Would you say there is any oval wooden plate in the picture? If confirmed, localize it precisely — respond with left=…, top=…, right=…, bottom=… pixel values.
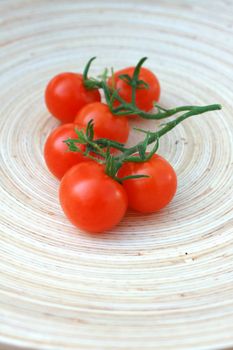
left=1, top=1, right=233, bottom=349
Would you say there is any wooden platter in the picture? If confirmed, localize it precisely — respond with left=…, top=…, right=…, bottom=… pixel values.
left=0, top=1, right=233, bottom=349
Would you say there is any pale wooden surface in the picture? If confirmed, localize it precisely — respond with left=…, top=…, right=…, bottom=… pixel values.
left=0, top=0, right=233, bottom=349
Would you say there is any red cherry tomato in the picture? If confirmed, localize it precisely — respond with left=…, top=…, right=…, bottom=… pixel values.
left=59, top=162, right=128, bottom=233
left=44, top=123, right=89, bottom=180
left=118, top=154, right=177, bottom=213
left=45, top=73, right=101, bottom=123
left=75, top=102, right=129, bottom=144
left=108, top=66, right=160, bottom=113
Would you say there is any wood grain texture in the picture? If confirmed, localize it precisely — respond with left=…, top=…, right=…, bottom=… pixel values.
left=0, top=0, right=233, bottom=349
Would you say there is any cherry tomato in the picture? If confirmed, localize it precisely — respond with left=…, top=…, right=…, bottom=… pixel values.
left=59, top=162, right=128, bottom=233
left=44, top=123, right=89, bottom=180
left=118, top=154, right=177, bottom=213
left=45, top=73, right=101, bottom=123
left=75, top=102, right=129, bottom=144
left=108, top=66, right=160, bottom=112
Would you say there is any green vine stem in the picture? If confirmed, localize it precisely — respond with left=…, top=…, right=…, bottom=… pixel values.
left=83, top=57, right=221, bottom=121
left=65, top=103, right=221, bottom=180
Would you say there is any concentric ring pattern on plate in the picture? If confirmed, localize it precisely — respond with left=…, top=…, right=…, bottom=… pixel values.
left=0, top=1, right=233, bottom=349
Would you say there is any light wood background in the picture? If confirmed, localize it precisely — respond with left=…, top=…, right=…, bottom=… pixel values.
left=0, top=0, right=233, bottom=349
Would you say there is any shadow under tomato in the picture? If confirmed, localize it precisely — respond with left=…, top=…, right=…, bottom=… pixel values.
left=79, top=205, right=172, bottom=239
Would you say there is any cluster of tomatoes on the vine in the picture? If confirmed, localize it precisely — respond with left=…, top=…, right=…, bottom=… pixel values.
left=43, top=58, right=220, bottom=233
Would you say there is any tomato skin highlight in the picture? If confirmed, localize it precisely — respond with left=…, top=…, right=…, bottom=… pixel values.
left=45, top=73, right=101, bottom=123
left=108, top=66, right=160, bottom=113
left=59, top=162, right=128, bottom=233
left=44, top=123, right=89, bottom=180
left=118, top=154, right=177, bottom=213
left=75, top=102, right=129, bottom=144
